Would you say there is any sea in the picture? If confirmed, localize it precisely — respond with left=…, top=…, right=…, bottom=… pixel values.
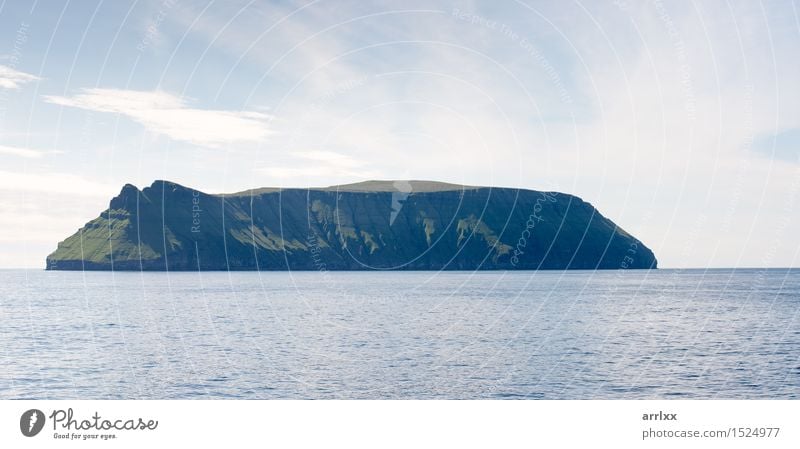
left=1, top=269, right=798, bottom=399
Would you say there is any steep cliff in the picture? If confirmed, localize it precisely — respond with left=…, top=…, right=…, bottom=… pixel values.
left=46, top=180, right=657, bottom=271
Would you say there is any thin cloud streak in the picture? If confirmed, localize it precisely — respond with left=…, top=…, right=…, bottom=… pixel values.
left=43, top=88, right=273, bottom=147
left=0, top=65, right=39, bottom=89
left=256, top=150, right=381, bottom=180
left=0, top=145, right=50, bottom=158
left=0, top=171, right=116, bottom=197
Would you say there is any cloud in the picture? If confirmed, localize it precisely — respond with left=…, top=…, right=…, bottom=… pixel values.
left=0, top=145, right=48, bottom=158
left=753, top=128, right=800, bottom=163
left=43, top=88, right=273, bottom=146
left=0, top=65, right=39, bottom=89
left=256, top=150, right=381, bottom=180
left=293, top=150, right=365, bottom=168
left=0, top=170, right=116, bottom=197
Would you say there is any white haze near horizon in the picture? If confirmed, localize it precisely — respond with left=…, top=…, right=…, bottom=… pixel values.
left=0, top=0, right=799, bottom=269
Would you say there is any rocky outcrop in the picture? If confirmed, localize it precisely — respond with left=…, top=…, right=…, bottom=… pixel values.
left=46, top=180, right=657, bottom=271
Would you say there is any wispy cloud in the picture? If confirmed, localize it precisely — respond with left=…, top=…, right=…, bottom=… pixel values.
left=0, top=65, right=39, bottom=89
left=256, top=150, right=380, bottom=180
left=0, top=171, right=116, bottom=197
left=0, top=145, right=61, bottom=159
left=293, top=150, right=365, bottom=168
left=43, top=88, right=273, bottom=146
left=753, top=128, right=800, bottom=163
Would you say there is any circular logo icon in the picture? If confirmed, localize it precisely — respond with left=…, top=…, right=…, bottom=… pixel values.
left=20, top=409, right=45, bottom=437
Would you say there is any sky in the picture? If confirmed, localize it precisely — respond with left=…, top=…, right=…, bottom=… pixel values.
left=0, top=0, right=798, bottom=269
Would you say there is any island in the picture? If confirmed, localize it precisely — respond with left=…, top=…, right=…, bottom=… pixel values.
left=46, top=180, right=657, bottom=271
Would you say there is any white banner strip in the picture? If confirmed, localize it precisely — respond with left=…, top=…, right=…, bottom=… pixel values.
left=1, top=400, right=797, bottom=448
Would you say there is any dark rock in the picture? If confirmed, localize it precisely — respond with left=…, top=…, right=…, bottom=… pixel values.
left=46, top=180, right=657, bottom=271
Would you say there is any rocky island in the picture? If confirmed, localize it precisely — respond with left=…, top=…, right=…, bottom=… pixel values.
left=46, top=180, right=657, bottom=271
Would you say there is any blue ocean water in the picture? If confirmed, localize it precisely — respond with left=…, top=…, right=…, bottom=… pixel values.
left=1, top=269, right=798, bottom=399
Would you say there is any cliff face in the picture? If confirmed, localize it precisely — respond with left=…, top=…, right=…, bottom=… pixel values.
left=45, top=180, right=657, bottom=271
